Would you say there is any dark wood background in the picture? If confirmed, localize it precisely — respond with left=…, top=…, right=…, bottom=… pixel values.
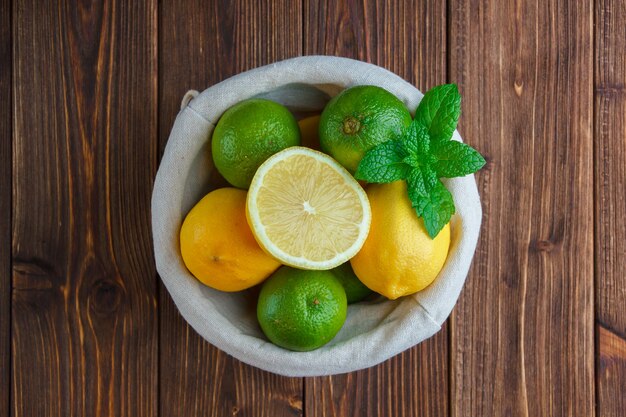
left=1, top=0, right=624, bottom=416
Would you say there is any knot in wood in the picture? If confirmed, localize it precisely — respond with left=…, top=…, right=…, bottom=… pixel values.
left=531, top=239, right=555, bottom=253
left=89, top=278, right=124, bottom=316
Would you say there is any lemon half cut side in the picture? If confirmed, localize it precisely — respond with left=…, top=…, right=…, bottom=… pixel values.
left=246, top=147, right=371, bottom=270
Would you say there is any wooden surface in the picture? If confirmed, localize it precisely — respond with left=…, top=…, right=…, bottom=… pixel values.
left=595, top=1, right=626, bottom=416
left=450, top=1, right=594, bottom=416
left=2, top=0, right=624, bottom=416
left=449, top=0, right=595, bottom=416
left=12, top=0, right=157, bottom=415
left=1, top=0, right=11, bottom=415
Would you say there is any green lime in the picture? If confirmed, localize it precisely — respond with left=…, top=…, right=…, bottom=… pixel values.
left=319, top=85, right=412, bottom=173
left=330, top=262, right=373, bottom=304
left=257, top=266, right=347, bottom=351
left=212, top=99, right=301, bottom=189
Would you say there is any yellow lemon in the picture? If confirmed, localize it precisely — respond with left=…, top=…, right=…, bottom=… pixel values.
left=180, top=188, right=281, bottom=291
left=246, top=147, right=371, bottom=270
left=350, top=181, right=450, bottom=299
left=298, top=115, right=321, bottom=150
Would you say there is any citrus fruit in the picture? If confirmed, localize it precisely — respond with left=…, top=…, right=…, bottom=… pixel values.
left=180, top=188, right=281, bottom=291
left=257, top=266, right=347, bottom=351
left=298, top=115, right=321, bottom=150
left=246, top=146, right=371, bottom=270
left=330, top=262, right=373, bottom=304
left=212, top=99, right=300, bottom=189
left=350, top=181, right=450, bottom=299
left=319, top=85, right=412, bottom=173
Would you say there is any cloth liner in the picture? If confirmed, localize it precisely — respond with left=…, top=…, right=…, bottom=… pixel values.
left=152, top=56, right=482, bottom=377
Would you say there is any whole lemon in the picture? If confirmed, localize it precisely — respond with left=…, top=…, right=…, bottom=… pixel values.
left=180, top=188, right=281, bottom=291
left=350, top=181, right=450, bottom=300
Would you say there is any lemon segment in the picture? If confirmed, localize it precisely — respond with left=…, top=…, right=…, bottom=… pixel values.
left=246, top=147, right=371, bottom=270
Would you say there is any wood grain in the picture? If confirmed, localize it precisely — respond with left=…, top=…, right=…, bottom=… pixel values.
left=12, top=0, right=158, bottom=415
left=158, top=1, right=303, bottom=416
left=306, top=345, right=449, bottom=417
left=6, top=0, right=623, bottom=416
left=0, top=0, right=11, bottom=414
left=595, top=1, right=626, bottom=415
left=304, top=0, right=446, bottom=88
left=303, top=1, right=449, bottom=416
left=449, top=0, right=595, bottom=415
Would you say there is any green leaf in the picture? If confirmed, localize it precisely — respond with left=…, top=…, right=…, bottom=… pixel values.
left=355, top=140, right=410, bottom=183
left=414, top=84, right=461, bottom=142
left=431, top=140, right=486, bottom=178
left=407, top=175, right=455, bottom=238
left=403, top=120, right=431, bottom=156
left=406, top=169, right=427, bottom=199
left=406, top=165, right=438, bottom=200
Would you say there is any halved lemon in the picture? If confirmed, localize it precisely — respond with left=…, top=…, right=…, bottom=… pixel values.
left=246, top=147, right=371, bottom=270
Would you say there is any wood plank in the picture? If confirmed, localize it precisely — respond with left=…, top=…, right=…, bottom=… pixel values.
left=158, top=1, right=303, bottom=416
left=449, top=0, right=594, bottom=415
left=12, top=0, right=158, bottom=415
left=303, top=2, right=448, bottom=416
left=595, top=1, right=626, bottom=416
left=0, top=0, right=11, bottom=414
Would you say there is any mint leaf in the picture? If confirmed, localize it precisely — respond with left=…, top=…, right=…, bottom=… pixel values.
left=406, top=168, right=427, bottom=198
left=355, top=140, right=409, bottom=183
left=407, top=177, right=456, bottom=238
left=414, top=84, right=461, bottom=142
left=402, top=121, right=437, bottom=169
left=404, top=121, right=431, bottom=156
left=431, top=140, right=486, bottom=178
left=406, top=165, right=438, bottom=199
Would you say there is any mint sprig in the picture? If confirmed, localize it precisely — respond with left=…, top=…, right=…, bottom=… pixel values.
left=354, top=84, right=485, bottom=238
left=355, top=140, right=410, bottom=183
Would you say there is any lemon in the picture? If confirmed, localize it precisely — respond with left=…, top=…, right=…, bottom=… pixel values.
left=257, top=266, right=347, bottom=351
left=246, top=146, right=371, bottom=270
left=298, top=115, right=321, bottom=150
left=350, top=181, right=450, bottom=299
left=180, top=188, right=281, bottom=291
left=212, top=99, right=301, bottom=189
left=319, top=85, right=412, bottom=173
